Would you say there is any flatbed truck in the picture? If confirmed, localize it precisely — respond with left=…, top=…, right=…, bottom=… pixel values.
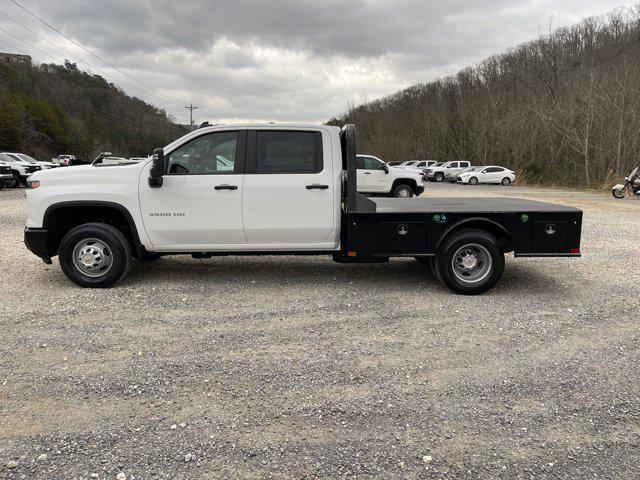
left=24, top=124, right=582, bottom=294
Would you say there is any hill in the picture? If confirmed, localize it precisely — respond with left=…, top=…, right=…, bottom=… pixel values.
left=0, top=59, right=187, bottom=160
left=329, top=7, right=640, bottom=188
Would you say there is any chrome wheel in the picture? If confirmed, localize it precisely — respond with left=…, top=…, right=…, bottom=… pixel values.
left=397, top=187, right=411, bottom=198
left=72, top=238, right=113, bottom=277
left=451, top=243, right=492, bottom=284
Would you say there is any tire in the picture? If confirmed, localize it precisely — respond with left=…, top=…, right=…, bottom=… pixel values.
left=434, top=172, right=444, bottom=182
left=435, top=229, right=504, bottom=295
left=59, top=222, right=132, bottom=288
left=501, top=177, right=512, bottom=186
left=19, top=176, right=29, bottom=187
left=8, top=174, right=20, bottom=188
left=392, top=184, right=414, bottom=198
left=612, top=188, right=625, bottom=199
left=468, top=177, right=478, bottom=185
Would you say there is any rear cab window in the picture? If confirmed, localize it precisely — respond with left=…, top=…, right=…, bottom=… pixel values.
left=246, top=130, right=323, bottom=174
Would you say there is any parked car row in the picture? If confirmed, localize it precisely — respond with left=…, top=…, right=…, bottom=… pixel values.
left=0, top=152, right=59, bottom=188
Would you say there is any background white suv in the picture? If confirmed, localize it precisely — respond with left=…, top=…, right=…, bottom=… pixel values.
left=0, top=152, right=42, bottom=186
left=356, top=154, right=425, bottom=197
left=425, top=161, right=471, bottom=182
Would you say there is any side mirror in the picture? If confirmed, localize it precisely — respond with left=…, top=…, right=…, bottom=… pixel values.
left=382, top=164, right=389, bottom=174
left=149, top=148, right=165, bottom=188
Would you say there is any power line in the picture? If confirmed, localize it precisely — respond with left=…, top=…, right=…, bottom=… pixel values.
left=0, top=25, right=61, bottom=63
left=7, top=0, right=207, bottom=112
left=185, top=104, right=198, bottom=130
left=4, top=0, right=214, bottom=122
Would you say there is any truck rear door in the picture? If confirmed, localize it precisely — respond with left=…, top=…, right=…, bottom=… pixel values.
left=241, top=129, right=335, bottom=245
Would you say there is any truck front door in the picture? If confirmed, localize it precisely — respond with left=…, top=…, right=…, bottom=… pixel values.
left=139, top=130, right=247, bottom=248
left=356, top=156, right=389, bottom=192
left=241, top=129, right=336, bottom=245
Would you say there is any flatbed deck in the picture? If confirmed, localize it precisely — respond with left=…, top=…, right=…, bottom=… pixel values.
left=371, top=197, right=582, bottom=214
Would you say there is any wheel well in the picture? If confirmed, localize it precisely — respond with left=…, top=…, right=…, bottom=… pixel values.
left=45, top=204, right=139, bottom=257
left=437, top=220, right=514, bottom=253
left=392, top=178, right=417, bottom=192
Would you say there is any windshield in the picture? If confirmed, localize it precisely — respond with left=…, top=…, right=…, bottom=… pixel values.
left=0, top=153, right=17, bottom=162
left=15, top=153, right=38, bottom=163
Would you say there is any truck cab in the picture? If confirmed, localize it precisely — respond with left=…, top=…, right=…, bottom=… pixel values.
left=24, top=124, right=582, bottom=294
left=426, top=161, right=471, bottom=182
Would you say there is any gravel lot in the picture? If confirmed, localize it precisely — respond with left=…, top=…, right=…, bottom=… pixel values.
left=1, top=183, right=639, bottom=479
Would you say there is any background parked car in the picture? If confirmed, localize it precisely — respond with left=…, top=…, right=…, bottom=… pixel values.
left=52, top=154, right=76, bottom=166
left=425, top=161, right=472, bottom=182
left=356, top=154, right=425, bottom=197
left=5, top=153, right=59, bottom=170
left=446, top=166, right=482, bottom=182
left=0, top=161, right=14, bottom=188
left=457, top=166, right=516, bottom=185
left=0, top=152, right=41, bottom=186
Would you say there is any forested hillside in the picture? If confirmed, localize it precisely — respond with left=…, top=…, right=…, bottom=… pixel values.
left=0, top=60, right=186, bottom=160
left=330, top=7, right=640, bottom=188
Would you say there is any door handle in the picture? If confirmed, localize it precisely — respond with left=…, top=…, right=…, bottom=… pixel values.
left=364, top=172, right=372, bottom=175
left=306, top=184, right=329, bottom=190
left=214, top=184, right=238, bottom=190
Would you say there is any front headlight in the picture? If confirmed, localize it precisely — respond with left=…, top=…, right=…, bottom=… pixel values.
left=27, top=179, right=40, bottom=189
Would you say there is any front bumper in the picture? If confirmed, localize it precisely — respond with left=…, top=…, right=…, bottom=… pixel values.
left=24, top=227, right=51, bottom=262
left=0, top=173, right=12, bottom=184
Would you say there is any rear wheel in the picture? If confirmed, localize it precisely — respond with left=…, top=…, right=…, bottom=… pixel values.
left=59, top=223, right=132, bottom=288
left=434, top=172, right=444, bottom=182
left=392, top=184, right=414, bottom=198
left=501, top=177, right=512, bottom=186
left=468, top=177, right=478, bottom=185
left=435, top=229, right=504, bottom=295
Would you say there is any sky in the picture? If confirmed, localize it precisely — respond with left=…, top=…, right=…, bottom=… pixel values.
left=0, top=0, right=637, bottom=125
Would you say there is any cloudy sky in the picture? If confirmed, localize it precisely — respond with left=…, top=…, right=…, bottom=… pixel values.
left=0, top=0, right=637, bottom=124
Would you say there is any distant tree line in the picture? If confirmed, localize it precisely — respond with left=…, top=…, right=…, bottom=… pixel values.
left=0, top=60, right=187, bottom=161
left=329, top=6, right=640, bottom=188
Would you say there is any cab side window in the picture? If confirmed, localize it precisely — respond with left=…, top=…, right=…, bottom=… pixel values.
left=256, top=131, right=321, bottom=174
left=364, top=157, right=385, bottom=170
left=167, top=131, right=238, bottom=175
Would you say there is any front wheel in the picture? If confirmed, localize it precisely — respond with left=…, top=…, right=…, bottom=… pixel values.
left=59, top=223, right=132, bottom=288
left=612, top=188, right=625, bottom=199
left=468, top=177, right=478, bottom=185
left=435, top=229, right=505, bottom=295
left=434, top=173, right=444, bottom=182
left=392, top=184, right=414, bottom=198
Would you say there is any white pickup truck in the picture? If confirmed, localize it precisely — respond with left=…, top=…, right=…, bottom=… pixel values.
left=24, top=124, right=583, bottom=294
left=356, top=154, right=424, bottom=198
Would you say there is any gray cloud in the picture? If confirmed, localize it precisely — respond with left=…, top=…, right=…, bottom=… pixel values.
left=0, top=0, right=637, bottom=124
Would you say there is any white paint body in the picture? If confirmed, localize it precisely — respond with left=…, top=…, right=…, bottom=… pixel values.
left=425, top=161, right=472, bottom=181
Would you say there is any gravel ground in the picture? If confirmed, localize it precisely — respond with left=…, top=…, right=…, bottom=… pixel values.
left=1, top=183, right=639, bottom=479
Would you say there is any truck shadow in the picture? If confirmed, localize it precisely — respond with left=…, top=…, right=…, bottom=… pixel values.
left=122, top=255, right=562, bottom=296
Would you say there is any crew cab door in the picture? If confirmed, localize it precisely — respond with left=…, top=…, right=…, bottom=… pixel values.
left=139, top=129, right=247, bottom=248
left=356, top=156, right=389, bottom=192
left=242, top=129, right=335, bottom=245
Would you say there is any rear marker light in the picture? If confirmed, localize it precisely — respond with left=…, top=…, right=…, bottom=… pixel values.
left=348, top=251, right=357, bottom=257
left=570, top=248, right=580, bottom=254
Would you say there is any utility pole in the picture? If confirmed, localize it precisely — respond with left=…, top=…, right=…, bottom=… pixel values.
left=185, top=104, right=198, bottom=131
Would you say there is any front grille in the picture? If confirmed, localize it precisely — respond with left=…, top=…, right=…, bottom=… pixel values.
left=0, top=166, right=10, bottom=174
left=25, top=166, right=41, bottom=173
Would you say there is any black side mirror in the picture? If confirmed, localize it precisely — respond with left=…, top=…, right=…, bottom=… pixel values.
left=149, top=148, right=165, bottom=188
left=382, top=164, right=389, bottom=174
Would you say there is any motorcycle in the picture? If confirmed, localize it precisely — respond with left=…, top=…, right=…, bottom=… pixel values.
left=612, top=166, right=640, bottom=199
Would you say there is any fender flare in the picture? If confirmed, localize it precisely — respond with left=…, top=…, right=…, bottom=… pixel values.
left=435, top=217, right=511, bottom=252
left=43, top=200, right=145, bottom=255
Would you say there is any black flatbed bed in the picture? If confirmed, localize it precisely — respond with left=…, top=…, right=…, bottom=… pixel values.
left=371, top=197, right=581, bottom=214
